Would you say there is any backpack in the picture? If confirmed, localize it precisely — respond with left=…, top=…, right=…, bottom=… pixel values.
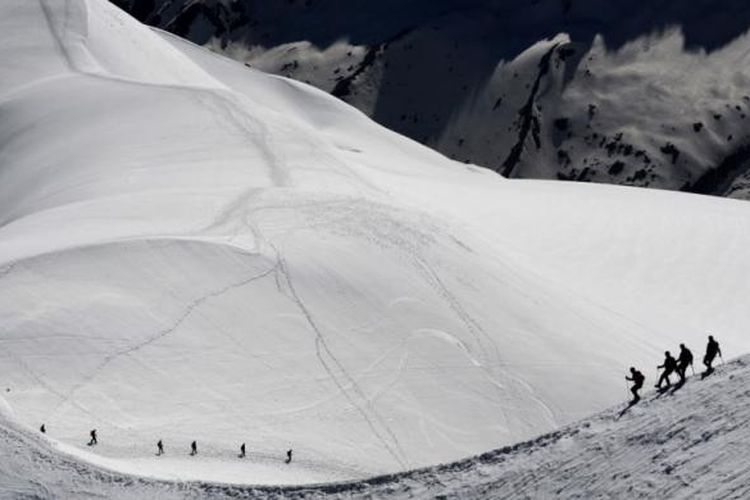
left=665, top=357, right=677, bottom=371
left=683, top=349, right=693, bottom=364
left=707, top=340, right=719, bottom=357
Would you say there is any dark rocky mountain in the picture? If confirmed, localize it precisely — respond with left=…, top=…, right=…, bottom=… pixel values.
left=113, top=0, right=750, bottom=198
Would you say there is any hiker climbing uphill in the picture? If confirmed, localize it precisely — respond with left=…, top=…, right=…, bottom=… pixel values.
left=656, top=351, right=677, bottom=389
left=190, top=440, right=197, bottom=456
left=88, top=429, right=97, bottom=446
left=626, top=367, right=645, bottom=403
left=157, top=440, right=164, bottom=456
left=703, top=335, right=722, bottom=376
left=677, top=343, right=693, bottom=383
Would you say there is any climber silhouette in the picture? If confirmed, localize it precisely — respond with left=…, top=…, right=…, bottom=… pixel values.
left=625, top=367, right=645, bottom=403
left=239, top=443, right=246, bottom=458
left=655, top=351, right=677, bottom=389
left=88, top=429, right=97, bottom=446
left=677, top=343, right=693, bottom=383
left=703, top=335, right=722, bottom=376
left=285, top=449, right=293, bottom=464
left=190, top=440, right=197, bottom=456
left=157, top=440, right=164, bottom=456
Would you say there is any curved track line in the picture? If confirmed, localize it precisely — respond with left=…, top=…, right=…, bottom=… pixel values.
left=48, top=262, right=278, bottom=420
left=275, top=252, right=409, bottom=469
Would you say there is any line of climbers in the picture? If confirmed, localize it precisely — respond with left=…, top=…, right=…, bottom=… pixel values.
left=33, top=336, right=725, bottom=454
left=626, top=335, right=722, bottom=403
left=37, top=425, right=294, bottom=463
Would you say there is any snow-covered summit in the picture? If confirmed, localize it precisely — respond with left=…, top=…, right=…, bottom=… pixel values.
left=2, top=0, right=750, bottom=486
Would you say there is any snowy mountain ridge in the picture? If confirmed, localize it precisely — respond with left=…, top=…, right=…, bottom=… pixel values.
left=2, top=0, right=750, bottom=489
left=2, top=356, right=749, bottom=498
left=112, top=0, right=750, bottom=199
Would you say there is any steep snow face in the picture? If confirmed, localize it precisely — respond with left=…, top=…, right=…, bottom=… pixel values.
left=113, top=0, right=750, bottom=199
left=2, top=0, right=750, bottom=486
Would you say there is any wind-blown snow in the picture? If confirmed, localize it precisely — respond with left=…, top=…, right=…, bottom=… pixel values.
left=1, top=0, right=750, bottom=487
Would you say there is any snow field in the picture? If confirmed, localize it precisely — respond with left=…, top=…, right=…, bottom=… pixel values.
left=1, top=0, right=750, bottom=486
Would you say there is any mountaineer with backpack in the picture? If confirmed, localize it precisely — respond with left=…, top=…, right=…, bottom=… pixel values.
left=626, top=367, right=645, bottom=403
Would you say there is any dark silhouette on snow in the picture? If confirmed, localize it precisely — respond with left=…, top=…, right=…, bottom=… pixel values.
left=156, top=440, right=164, bottom=456
left=655, top=351, right=677, bottom=389
left=677, top=343, right=694, bottom=382
left=239, top=443, right=246, bottom=458
left=88, top=429, right=97, bottom=446
left=39, top=424, right=45, bottom=434
left=285, top=449, right=293, bottom=464
left=625, top=367, right=645, bottom=403
left=703, top=335, right=722, bottom=376
left=190, top=441, right=197, bottom=456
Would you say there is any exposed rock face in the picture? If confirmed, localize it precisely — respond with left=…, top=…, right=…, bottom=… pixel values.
left=113, top=0, right=750, bottom=198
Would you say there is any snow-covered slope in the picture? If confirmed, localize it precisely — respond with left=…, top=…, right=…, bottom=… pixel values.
left=112, top=0, right=750, bottom=199
left=310, top=356, right=750, bottom=498
left=2, top=0, right=750, bottom=486
left=2, top=357, right=749, bottom=498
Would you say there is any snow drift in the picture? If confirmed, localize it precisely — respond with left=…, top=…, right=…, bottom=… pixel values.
left=1, top=0, right=750, bottom=485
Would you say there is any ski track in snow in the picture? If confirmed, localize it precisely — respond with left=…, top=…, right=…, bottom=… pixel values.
left=205, top=196, right=415, bottom=469
left=275, top=251, right=410, bottom=470
left=194, top=90, right=291, bottom=188
left=410, top=257, right=521, bottom=428
left=221, top=198, right=414, bottom=470
left=48, top=259, right=279, bottom=421
left=38, top=0, right=292, bottom=191
left=3, top=349, right=106, bottom=425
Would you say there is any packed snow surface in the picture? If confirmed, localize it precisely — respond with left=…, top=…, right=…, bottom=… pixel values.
left=2, top=0, right=750, bottom=487
left=2, top=357, right=749, bottom=498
